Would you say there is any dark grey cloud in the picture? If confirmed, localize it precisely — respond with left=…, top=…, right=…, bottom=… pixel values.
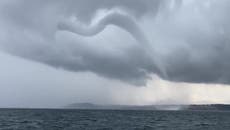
left=159, top=0, right=230, bottom=84
left=0, top=0, right=230, bottom=85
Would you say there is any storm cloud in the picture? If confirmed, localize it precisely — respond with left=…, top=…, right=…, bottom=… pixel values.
left=0, top=0, right=230, bottom=85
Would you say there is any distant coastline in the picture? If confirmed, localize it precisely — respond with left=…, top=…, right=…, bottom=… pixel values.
left=1, top=103, right=230, bottom=111
left=64, top=103, right=230, bottom=111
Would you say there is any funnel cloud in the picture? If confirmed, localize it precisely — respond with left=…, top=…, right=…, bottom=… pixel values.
left=58, top=9, right=148, bottom=45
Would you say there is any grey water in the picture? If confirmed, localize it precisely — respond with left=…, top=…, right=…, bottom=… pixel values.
left=0, top=109, right=230, bottom=130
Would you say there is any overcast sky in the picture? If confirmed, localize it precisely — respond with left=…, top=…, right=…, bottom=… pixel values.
left=0, top=0, right=230, bottom=108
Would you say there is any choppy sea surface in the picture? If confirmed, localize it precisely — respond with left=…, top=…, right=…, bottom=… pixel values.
left=0, top=109, right=230, bottom=130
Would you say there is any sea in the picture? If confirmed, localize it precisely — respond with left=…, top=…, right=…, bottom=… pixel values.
left=0, top=109, right=230, bottom=130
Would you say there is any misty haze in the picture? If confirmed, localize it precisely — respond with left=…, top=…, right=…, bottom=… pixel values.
left=1, top=0, right=230, bottom=129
